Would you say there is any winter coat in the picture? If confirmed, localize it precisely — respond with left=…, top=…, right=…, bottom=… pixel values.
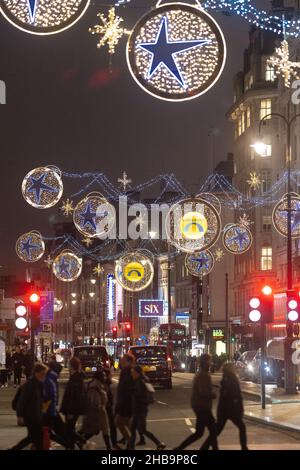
left=132, top=377, right=149, bottom=416
left=218, top=373, right=244, bottom=417
left=23, top=354, right=34, bottom=377
left=12, top=352, right=24, bottom=370
left=191, top=369, right=216, bottom=412
left=60, top=371, right=87, bottom=416
left=17, top=377, right=44, bottom=425
left=115, top=367, right=134, bottom=417
left=81, top=379, right=109, bottom=435
left=43, top=371, right=58, bottom=417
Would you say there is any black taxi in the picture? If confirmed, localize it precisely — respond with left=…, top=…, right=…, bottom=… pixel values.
left=129, top=345, right=172, bottom=389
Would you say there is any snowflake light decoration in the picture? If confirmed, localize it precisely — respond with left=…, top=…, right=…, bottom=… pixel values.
left=60, top=198, right=74, bottom=217
left=247, top=172, right=262, bottom=191
left=214, top=248, right=224, bottom=262
left=44, top=255, right=53, bottom=269
left=268, top=40, right=300, bottom=88
left=93, top=263, right=104, bottom=277
left=82, top=237, right=93, bottom=248
left=89, top=7, right=130, bottom=55
left=238, top=213, right=253, bottom=228
left=118, top=171, right=132, bottom=192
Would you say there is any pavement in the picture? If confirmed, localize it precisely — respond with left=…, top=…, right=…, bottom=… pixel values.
left=1, top=371, right=300, bottom=450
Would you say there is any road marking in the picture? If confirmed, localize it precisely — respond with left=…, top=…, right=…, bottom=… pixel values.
left=190, top=428, right=196, bottom=433
left=157, top=401, right=167, bottom=405
left=147, top=417, right=194, bottom=423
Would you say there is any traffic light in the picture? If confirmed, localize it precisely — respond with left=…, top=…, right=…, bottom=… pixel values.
left=286, top=290, right=299, bottom=323
left=15, top=302, right=28, bottom=331
left=125, top=322, right=131, bottom=333
left=112, top=326, right=118, bottom=340
left=27, top=291, right=41, bottom=330
left=248, top=285, right=274, bottom=324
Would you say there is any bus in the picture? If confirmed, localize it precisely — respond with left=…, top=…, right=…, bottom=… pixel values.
left=158, top=323, right=188, bottom=371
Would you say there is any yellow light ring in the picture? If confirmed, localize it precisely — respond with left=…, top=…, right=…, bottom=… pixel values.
left=115, top=252, right=154, bottom=292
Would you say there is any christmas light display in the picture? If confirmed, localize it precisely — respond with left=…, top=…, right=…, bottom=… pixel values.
left=126, top=2, right=226, bottom=101
left=166, top=196, right=221, bottom=253
left=73, top=193, right=116, bottom=239
left=118, top=171, right=132, bottom=191
left=93, top=263, right=104, bottom=277
left=16, top=230, right=45, bottom=263
left=272, top=193, right=300, bottom=239
left=115, top=251, right=154, bottom=292
left=214, top=247, right=224, bottom=262
left=0, top=0, right=90, bottom=35
left=247, top=172, right=263, bottom=191
left=60, top=198, right=74, bottom=217
left=223, top=223, right=252, bottom=254
left=268, top=39, right=300, bottom=88
left=89, top=7, right=130, bottom=55
left=185, top=249, right=214, bottom=276
left=52, top=250, right=82, bottom=282
left=22, top=166, right=63, bottom=209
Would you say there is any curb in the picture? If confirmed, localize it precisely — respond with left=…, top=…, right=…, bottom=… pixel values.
left=244, top=412, right=300, bottom=436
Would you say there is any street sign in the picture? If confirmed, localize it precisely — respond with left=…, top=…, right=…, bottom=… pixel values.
left=40, top=291, right=54, bottom=323
left=42, top=323, right=52, bottom=333
left=139, top=300, right=164, bottom=318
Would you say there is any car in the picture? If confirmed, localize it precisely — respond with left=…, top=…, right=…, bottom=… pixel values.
left=73, top=345, right=110, bottom=377
left=129, top=345, right=172, bottom=389
left=235, top=350, right=257, bottom=381
left=251, top=349, right=278, bottom=384
left=172, top=355, right=187, bottom=373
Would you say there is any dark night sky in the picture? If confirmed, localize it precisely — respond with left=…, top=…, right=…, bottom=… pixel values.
left=0, top=1, right=271, bottom=277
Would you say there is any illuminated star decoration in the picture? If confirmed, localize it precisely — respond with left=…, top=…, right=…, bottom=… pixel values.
left=93, top=263, right=104, bottom=277
left=238, top=213, right=253, bottom=228
left=191, top=253, right=210, bottom=272
left=27, top=0, right=38, bottom=23
left=60, top=199, right=74, bottom=217
left=118, top=171, right=132, bottom=191
left=138, top=16, right=211, bottom=88
left=268, top=40, right=300, bottom=88
left=247, top=172, right=262, bottom=190
left=58, top=257, right=71, bottom=277
left=80, top=202, right=97, bottom=230
left=214, top=248, right=224, bottom=262
left=20, top=237, right=39, bottom=258
left=227, top=227, right=250, bottom=251
left=44, top=255, right=53, bottom=268
left=82, top=237, right=93, bottom=248
left=89, top=7, right=130, bottom=55
left=28, top=174, right=58, bottom=204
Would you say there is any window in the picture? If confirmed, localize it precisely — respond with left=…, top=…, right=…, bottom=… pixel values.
left=266, top=65, right=276, bottom=82
left=246, top=107, right=251, bottom=128
left=260, top=99, right=272, bottom=120
left=261, top=170, right=272, bottom=193
left=238, top=112, right=246, bottom=136
left=262, top=215, right=272, bottom=231
left=261, top=247, right=272, bottom=271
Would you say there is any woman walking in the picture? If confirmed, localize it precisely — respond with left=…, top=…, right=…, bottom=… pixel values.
left=201, top=362, right=248, bottom=450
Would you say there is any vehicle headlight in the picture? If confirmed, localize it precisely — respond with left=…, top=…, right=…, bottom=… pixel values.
left=181, top=363, right=186, bottom=369
left=247, top=364, right=254, bottom=372
left=265, top=366, right=270, bottom=372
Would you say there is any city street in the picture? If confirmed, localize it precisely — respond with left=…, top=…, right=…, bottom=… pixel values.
left=1, top=372, right=300, bottom=451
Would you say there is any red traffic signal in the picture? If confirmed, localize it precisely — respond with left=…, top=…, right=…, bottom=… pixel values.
left=248, top=285, right=274, bottom=324
left=287, top=290, right=299, bottom=323
left=15, top=302, right=28, bottom=330
left=27, top=290, right=41, bottom=330
left=28, top=291, right=40, bottom=304
left=112, top=326, right=118, bottom=340
left=125, top=323, right=131, bottom=331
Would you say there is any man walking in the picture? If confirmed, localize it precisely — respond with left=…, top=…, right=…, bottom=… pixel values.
left=115, top=354, right=134, bottom=445
left=175, top=354, right=218, bottom=450
left=12, top=346, right=24, bottom=387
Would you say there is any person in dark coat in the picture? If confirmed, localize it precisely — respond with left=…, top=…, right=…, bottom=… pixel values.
left=175, top=354, right=218, bottom=450
left=12, top=347, right=24, bottom=387
left=127, top=366, right=165, bottom=451
left=49, top=355, right=63, bottom=377
left=201, top=363, right=248, bottom=450
left=60, top=357, right=87, bottom=450
left=43, top=369, right=68, bottom=449
left=114, top=354, right=134, bottom=444
left=102, top=367, right=120, bottom=449
left=23, top=350, right=35, bottom=381
left=12, top=363, right=48, bottom=450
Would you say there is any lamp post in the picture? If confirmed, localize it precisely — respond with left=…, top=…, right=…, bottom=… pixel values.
left=253, top=109, right=300, bottom=393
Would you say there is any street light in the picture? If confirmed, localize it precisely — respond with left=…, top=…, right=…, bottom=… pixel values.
left=253, top=109, right=300, bottom=394
left=89, top=292, right=95, bottom=298
left=90, top=279, right=96, bottom=285
left=251, top=141, right=269, bottom=157
left=71, top=293, right=77, bottom=298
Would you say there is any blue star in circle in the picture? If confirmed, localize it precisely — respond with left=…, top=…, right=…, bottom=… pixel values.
left=291, top=202, right=300, bottom=232
left=227, top=228, right=249, bottom=250
left=27, top=174, right=58, bottom=204
left=27, top=0, right=38, bottom=23
left=58, top=257, right=71, bottom=277
left=20, top=237, right=39, bottom=258
left=191, top=254, right=210, bottom=272
left=138, top=16, right=212, bottom=88
left=80, top=202, right=97, bottom=230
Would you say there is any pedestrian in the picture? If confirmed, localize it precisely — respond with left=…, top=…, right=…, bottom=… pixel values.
left=23, top=350, right=34, bottom=381
left=49, top=354, right=63, bottom=377
left=114, top=354, right=134, bottom=445
left=5, top=350, right=12, bottom=386
left=174, top=354, right=218, bottom=450
left=43, top=368, right=68, bottom=449
left=12, top=363, right=48, bottom=450
left=102, top=367, right=120, bottom=450
left=60, top=357, right=87, bottom=450
left=81, top=370, right=111, bottom=450
left=127, top=365, right=165, bottom=451
left=201, top=363, right=248, bottom=450
left=12, top=346, right=24, bottom=387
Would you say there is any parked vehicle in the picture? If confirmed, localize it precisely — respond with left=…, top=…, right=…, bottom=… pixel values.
left=73, top=346, right=110, bottom=377
left=251, top=348, right=278, bottom=384
left=235, top=350, right=257, bottom=381
left=129, top=345, right=172, bottom=389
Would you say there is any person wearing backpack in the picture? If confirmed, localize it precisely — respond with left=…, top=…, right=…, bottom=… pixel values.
left=127, top=365, right=166, bottom=451
left=60, top=357, right=87, bottom=450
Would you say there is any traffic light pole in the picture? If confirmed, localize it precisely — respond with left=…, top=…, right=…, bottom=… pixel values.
left=29, top=306, right=35, bottom=362
left=260, top=320, right=266, bottom=410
